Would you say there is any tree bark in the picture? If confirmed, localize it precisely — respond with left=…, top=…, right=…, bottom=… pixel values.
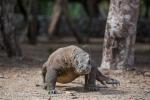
left=100, top=0, right=140, bottom=70
left=1, top=0, right=22, bottom=57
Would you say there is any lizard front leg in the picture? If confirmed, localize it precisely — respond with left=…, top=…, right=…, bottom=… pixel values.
left=42, top=65, right=47, bottom=89
left=45, top=67, right=57, bottom=94
left=84, top=66, right=99, bottom=91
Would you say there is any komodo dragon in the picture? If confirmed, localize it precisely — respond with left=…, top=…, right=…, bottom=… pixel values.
left=42, top=45, right=119, bottom=94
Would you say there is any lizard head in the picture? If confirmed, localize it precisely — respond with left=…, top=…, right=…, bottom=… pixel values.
left=73, top=49, right=91, bottom=75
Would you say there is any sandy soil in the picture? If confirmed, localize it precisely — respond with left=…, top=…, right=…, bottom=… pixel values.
left=0, top=42, right=150, bottom=100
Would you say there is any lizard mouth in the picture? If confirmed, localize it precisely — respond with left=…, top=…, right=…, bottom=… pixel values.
left=84, top=67, right=91, bottom=74
left=76, top=67, right=91, bottom=75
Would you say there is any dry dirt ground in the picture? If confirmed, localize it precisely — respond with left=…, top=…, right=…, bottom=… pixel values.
left=0, top=41, right=150, bottom=100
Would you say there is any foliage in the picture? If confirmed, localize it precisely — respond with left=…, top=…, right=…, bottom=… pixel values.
left=68, top=3, right=86, bottom=19
left=39, top=0, right=53, bottom=15
left=38, top=0, right=86, bottom=18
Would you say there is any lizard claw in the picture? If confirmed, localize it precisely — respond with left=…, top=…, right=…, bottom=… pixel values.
left=106, top=78, right=120, bottom=87
left=85, top=86, right=100, bottom=91
left=48, top=89, right=57, bottom=94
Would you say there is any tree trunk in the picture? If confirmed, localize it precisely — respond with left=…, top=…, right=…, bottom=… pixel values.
left=27, top=0, right=39, bottom=44
left=85, top=0, right=100, bottom=18
left=144, top=0, right=150, bottom=18
left=16, top=0, right=28, bottom=21
left=63, top=0, right=84, bottom=44
left=48, top=0, right=84, bottom=43
left=100, top=0, right=140, bottom=70
left=1, top=0, right=22, bottom=57
left=48, top=0, right=62, bottom=36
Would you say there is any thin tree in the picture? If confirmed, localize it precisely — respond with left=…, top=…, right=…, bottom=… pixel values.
left=100, top=0, right=140, bottom=70
left=27, top=0, right=39, bottom=44
left=48, top=0, right=84, bottom=43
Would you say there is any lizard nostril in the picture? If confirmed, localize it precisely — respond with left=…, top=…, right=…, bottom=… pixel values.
left=80, top=65, right=83, bottom=69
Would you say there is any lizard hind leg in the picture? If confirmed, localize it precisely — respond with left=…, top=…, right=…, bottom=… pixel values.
left=45, top=68, right=57, bottom=94
left=96, top=70, right=120, bottom=86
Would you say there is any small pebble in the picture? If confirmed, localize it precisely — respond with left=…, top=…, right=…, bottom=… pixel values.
left=65, top=91, right=71, bottom=94
left=0, top=73, right=4, bottom=78
left=65, top=91, right=76, bottom=96
left=144, top=72, right=150, bottom=77
left=144, top=89, right=150, bottom=93
left=72, top=97, right=78, bottom=99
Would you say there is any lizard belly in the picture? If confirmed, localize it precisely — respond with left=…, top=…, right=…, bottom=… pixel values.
left=57, top=72, right=78, bottom=84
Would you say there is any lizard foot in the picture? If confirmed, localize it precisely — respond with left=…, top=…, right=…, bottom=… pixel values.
left=105, top=78, right=120, bottom=87
left=48, top=89, right=57, bottom=94
left=84, top=85, right=107, bottom=91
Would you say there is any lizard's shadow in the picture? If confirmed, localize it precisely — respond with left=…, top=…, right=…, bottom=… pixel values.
left=65, top=86, right=128, bottom=95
